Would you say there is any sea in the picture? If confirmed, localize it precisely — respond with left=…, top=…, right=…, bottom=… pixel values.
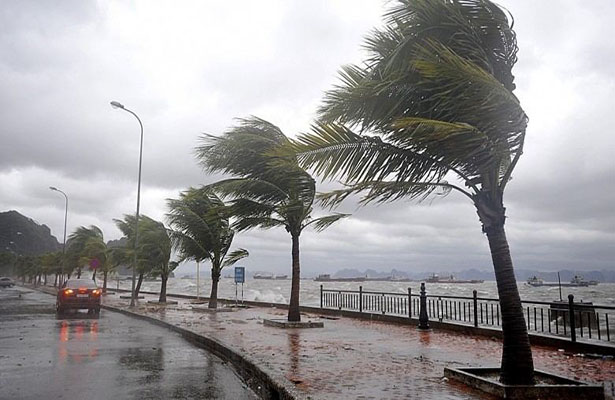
left=112, top=277, right=615, bottom=307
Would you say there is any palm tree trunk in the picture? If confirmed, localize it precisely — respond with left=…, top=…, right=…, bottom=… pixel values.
left=159, top=272, right=168, bottom=303
left=77, top=267, right=82, bottom=279
left=288, top=233, right=301, bottom=322
left=135, top=273, right=144, bottom=297
left=92, top=269, right=97, bottom=281
left=102, top=271, right=108, bottom=293
left=485, top=223, right=534, bottom=384
left=208, top=262, right=220, bottom=309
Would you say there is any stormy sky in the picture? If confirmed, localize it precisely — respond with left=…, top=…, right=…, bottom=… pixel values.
left=1, top=1, right=613, bottom=276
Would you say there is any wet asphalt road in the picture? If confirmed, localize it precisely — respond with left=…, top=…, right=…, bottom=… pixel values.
left=0, top=287, right=258, bottom=400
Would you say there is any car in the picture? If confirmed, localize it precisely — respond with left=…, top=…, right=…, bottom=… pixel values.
left=56, top=278, right=102, bottom=316
left=0, top=277, right=15, bottom=288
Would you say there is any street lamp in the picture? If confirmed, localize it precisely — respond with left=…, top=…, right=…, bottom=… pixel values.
left=110, top=100, right=143, bottom=307
left=49, top=186, right=68, bottom=286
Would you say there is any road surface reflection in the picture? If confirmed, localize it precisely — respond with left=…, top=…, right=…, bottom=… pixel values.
left=58, top=319, right=99, bottom=364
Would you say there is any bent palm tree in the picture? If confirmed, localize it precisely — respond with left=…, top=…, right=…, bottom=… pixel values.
left=114, top=214, right=165, bottom=297
left=67, top=226, right=106, bottom=280
left=167, top=187, right=248, bottom=308
left=196, top=117, right=348, bottom=321
left=136, top=218, right=174, bottom=302
left=293, top=0, right=532, bottom=384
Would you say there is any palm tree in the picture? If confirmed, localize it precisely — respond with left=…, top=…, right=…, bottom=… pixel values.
left=136, top=218, right=174, bottom=303
left=114, top=214, right=173, bottom=300
left=196, top=117, right=348, bottom=321
left=167, top=187, right=248, bottom=308
left=67, top=226, right=105, bottom=279
left=292, top=0, right=533, bottom=384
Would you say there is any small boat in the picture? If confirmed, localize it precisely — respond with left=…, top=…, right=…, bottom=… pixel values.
left=527, top=276, right=544, bottom=286
left=425, top=274, right=484, bottom=284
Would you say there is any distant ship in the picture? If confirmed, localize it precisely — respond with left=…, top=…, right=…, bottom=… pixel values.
left=526, top=275, right=598, bottom=287
left=253, top=273, right=274, bottom=280
left=274, top=274, right=288, bottom=280
left=314, top=274, right=366, bottom=282
left=425, top=274, right=484, bottom=284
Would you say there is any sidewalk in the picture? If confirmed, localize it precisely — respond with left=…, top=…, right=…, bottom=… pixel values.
left=101, top=291, right=615, bottom=400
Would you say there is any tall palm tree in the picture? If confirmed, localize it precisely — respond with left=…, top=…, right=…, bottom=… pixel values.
left=167, top=187, right=248, bottom=308
left=196, top=117, right=348, bottom=321
left=114, top=214, right=169, bottom=298
left=292, top=0, right=532, bottom=384
left=137, top=218, right=174, bottom=303
left=67, top=226, right=105, bottom=280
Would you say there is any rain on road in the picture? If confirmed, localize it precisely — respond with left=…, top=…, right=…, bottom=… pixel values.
left=0, top=287, right=258, bottom=400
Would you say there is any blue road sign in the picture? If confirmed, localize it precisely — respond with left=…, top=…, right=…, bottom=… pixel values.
left=234, top=266, right=245, bottom=284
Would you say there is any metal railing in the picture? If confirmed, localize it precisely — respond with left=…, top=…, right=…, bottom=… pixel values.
left=320, top=285, right=615, bottom=344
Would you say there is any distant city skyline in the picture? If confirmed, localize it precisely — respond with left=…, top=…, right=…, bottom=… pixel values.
left=1, top=1, right=613, bottom=275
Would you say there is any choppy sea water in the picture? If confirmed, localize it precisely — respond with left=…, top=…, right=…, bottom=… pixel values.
left=112, top=277, right=615, bottom=307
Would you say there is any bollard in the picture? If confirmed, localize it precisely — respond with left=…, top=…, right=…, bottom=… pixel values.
left=473, top=290, right=479, bottom=328
left=568, top=294, right=577, bottom=343
left=359, top=286, right=363, bottom=313
left=320, top=285, right=323, bottom=309
left=418, top=282, right=430, bottom=330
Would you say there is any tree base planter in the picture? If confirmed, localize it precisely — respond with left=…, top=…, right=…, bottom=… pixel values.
left=147, top=300, right=178, bottom=305
left=119, top=295, right=144, bottom=299
left=190, top=306, right=236, bottom=313
left=444, top=367, right=604, bottom=400
left=263, top=318, right=324, bottom=329
left=190, top=299, right=208, bottom=304
left=226, top=303, right=248, bottom=308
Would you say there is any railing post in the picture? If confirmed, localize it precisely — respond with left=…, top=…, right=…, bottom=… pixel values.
left=418, top=282, right=430, bottom=330
left=473, top=290, right=478, bottom=328
left=568, top=294, right=577, bottom=343
left=408, top=287, right=412, bottom=318
left=359, top=286, right=363, bottom=313
left=320, top=285, right=323, bottom=309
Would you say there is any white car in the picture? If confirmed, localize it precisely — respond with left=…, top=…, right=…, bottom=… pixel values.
left=0, top=277, right=15, bottom=288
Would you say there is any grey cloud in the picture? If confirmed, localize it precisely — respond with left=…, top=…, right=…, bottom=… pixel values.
left=1, top=0, right=613, bottom=276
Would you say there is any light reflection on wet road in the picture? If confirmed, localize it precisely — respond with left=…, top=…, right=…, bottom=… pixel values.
left=0, top=287, right=258, bottom=400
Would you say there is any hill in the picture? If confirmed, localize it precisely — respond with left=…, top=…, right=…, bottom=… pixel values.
left=0, top=210, right=61, bottom=256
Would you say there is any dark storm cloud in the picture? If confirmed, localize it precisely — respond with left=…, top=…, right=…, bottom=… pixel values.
left=1, top=1, right=613, bottom=275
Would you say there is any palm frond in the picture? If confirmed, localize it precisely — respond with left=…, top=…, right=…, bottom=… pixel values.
left=294, top=122, right=448, bottom=185
left=303, top=213, right=349, bottom=232
left=221, top=248, right=249, bottom=268
left=317, top=180, right=466, bottom=209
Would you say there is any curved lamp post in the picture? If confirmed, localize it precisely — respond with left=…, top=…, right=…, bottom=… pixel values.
left=49, top=186, right=68, bottom=286
left=110, top=100, right=143, bottom=307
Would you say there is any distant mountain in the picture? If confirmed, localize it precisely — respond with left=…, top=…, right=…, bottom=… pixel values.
left=0, top=210, right=60, bottom=256
left=107, top=237, right=128, bottom=248
left=330, top=267, right=615, bottom=283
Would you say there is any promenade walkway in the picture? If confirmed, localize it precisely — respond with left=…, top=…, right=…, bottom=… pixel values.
left=102, top=292, right=615, bottom=400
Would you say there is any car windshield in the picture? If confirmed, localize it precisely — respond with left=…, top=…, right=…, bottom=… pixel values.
left=65, top=279, right=98, bottom=289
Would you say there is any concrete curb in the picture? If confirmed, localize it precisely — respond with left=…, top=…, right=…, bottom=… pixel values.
left=101, top=304, right=303, bottom=400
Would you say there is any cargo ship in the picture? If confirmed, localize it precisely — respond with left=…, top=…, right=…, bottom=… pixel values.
left=526, top=275, right=598, bottom=287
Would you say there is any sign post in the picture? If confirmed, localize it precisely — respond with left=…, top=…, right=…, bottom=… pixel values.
left=234, top=266, right=245, bottom=306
